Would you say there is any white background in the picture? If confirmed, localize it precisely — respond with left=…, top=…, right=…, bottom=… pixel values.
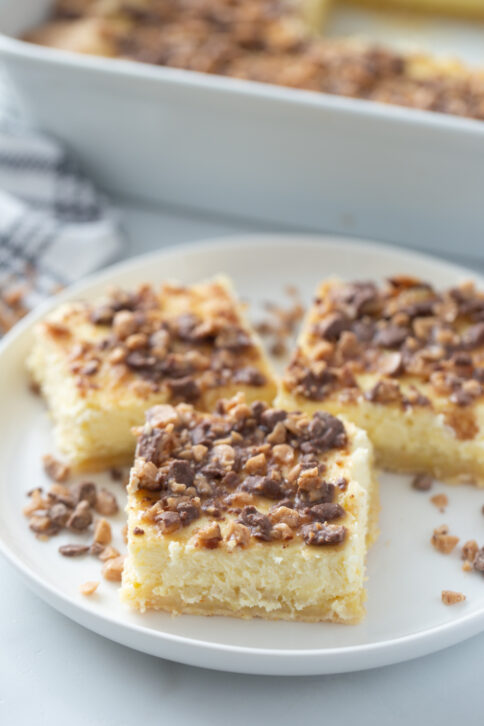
left=1, top=199, right=483, bottom=725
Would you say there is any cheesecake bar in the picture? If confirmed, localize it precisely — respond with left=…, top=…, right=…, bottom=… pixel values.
left=279, top=276, right=484, bottom=483
left=28, top=277, right=277, bottom=471
left=121, top=395, right=378, bottom=623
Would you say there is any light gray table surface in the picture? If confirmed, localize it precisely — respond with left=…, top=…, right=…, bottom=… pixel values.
left=1, top=199, right=483, bottom=726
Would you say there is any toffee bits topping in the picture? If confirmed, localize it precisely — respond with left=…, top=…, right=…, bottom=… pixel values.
left=132, top=397, right=349, bottom=548
left=285, top=277, right=484, bottom=439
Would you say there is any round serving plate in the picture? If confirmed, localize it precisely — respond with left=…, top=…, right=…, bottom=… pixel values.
left=1, top=234, right=484, bottom=676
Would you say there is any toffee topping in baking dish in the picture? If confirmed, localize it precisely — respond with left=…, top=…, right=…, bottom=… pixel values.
left=26, top=1, right=484, bottom=121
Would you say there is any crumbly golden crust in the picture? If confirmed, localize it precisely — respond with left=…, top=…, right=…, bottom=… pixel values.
left=25, top=0, right=484, bottom=121
left=130, top=395, right=351, bottom=548
left=284, top=277, right=484, bottom=441
left=36, top=279, right=274, bottom=405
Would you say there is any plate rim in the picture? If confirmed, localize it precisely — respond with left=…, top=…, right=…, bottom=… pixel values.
left=1, top=232, right=484, bottom=675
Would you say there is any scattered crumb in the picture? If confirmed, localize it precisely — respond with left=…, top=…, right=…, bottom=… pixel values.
left=0, top=282, right=30, bottom=335
left=110, top=467, right=124, bottom=481
left=102, top=555, right=125, bottom=582
left=412, top=473, right=433, bottom=491
left=79, top=581, right=99, bottom=597
left=441, top=590, right=466, bottom=606
left=430, top=493, right=448, bottom=512
left=23, top=467, right=124, bottom=587
left=255, top=286, right=305, bottom=358
left=29, top=380, right=41, bottom=396
left=89, top=541, right=105, bottom=557
left=473, top=547, right=484, bottom=572
left=95, top=488, right=119, bottom=516
left=431, top=525, right=459, bottom=554
left=99, top=545, right=120, bottom=562
left=93, top=518, right=112, bottom=547
left=42, top=454, right=70, bottom=483
left=462, top=560, right=473, bottom=572
left=23, top=488, right=46, bottom=517
left=59, top=544, right=90, bottom=557
left=461, top=539, right=478, bottom=562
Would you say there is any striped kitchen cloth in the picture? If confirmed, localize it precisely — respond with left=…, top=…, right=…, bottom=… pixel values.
left=0, top=71, right=123, bottom=335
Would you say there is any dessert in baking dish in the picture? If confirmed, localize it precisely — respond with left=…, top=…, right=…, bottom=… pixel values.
left=24, top=0, right=330, bottom=57
left=24, top=0, right=484, bottom=121
left=27, top=277, right=277, bottom=471
left=279, top=276, right=484, bottom=483
left=121, top=395, right=378, bottom=623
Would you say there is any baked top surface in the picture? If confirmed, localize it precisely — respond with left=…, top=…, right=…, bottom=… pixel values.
left=30, top=276, right=275, bottom=407
left=283, top=277, right=484, bottom=441
left=126, top=395, right=373, bottom=552
left=24, top=0, right=484, bottom=121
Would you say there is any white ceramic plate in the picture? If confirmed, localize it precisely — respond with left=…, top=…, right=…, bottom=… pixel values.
left=1, top=235, right=484, bottom=677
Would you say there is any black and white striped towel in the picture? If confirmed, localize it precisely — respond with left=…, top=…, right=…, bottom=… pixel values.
left=0, top=72, right=123, bottom=328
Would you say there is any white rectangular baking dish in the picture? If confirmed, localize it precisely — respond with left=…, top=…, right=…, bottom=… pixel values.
left=1, top=0, right=484, bottom=259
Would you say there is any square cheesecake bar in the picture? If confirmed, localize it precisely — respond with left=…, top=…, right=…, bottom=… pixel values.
left=121, top=395, right=378, bottom=623
left=279, top=276, right=484, bottom=483
left=28, top=276, right=277, bottom=471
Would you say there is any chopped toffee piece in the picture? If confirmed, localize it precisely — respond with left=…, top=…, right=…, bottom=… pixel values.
left=441, top=590, right=466, bottom=606
left=473, top=547, right=484, bottom=572
left=0, top=282, right=30, bottom=335
left=99, top=546, right=121, bottom=562
left=412, top=473, right=433, bottom=491
left=461, top=540, right=479, bottom=562
left=67, top=500, right=93, bottom=532
left=102, top=555, right=125, bottom=582
left=59, top=544, right=90, bottom=557
left=42, top=454, right=70, bottom=483
left=301, top=522, right=347, bottom=546
left=79, top=581, right=99, bottom=596
left=93, top=518, right=112, bottom=546
left=430, top=493, right=448, bottom=512
left=95, top=488, right=119, bottom=516
left=431, top=525, right=459, bottom=554
left=72, top=481, right=97, bottom=507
